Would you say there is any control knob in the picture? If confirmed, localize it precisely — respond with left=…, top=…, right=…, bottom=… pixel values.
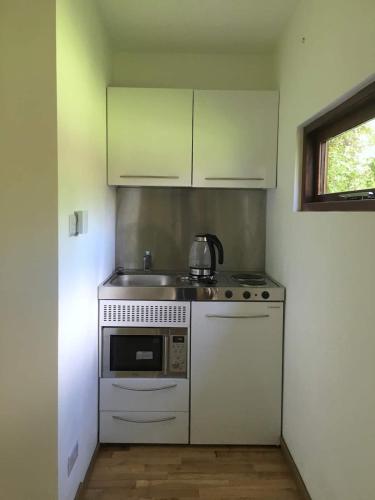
left=262, top=291, right=270, bottom=300
left=243, top=291, right=251, bottom=299
left=225, top=290, right=233, bottom=299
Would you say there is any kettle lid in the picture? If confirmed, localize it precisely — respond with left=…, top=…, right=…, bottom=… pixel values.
left=195, top=233, right=209, bottom=242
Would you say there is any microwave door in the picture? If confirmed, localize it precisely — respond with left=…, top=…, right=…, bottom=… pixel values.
left=102, top=328, right=168, bottom=378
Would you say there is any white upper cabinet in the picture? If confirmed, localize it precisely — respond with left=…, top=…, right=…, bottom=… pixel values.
left=193, top=90, right=279, bottom=188
left=107, top=88, right=279, bottom=188
left=107, top=87, right=193, bottom=187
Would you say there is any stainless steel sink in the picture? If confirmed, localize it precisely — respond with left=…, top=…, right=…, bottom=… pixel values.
left=110, top=273, right=177, bottom=287
left=99, top=270, right=195, bottom=300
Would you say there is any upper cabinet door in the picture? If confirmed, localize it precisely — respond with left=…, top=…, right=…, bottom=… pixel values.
left=193, top=90, right=279, bottom=188
left=107, top=88, right=193, bottom=187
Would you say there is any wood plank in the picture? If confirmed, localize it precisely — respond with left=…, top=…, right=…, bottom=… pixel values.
left=82, top=445, right=303, bottom=499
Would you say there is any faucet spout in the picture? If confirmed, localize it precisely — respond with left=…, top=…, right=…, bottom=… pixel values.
left=143, top=250, right=152, bottom=271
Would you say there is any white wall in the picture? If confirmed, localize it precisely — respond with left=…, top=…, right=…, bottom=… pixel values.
left=0, top=1, right=59, bottom=499
left=267, top=1, right=375, bottom=499
left=56, top=1, right=116, bottom=499
left=111, top=51, right=277, bottom=89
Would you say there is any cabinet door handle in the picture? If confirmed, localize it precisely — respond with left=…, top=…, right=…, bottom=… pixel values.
left=205, top=314, right=270, bottom=319
left=112, top=415, right=176, bottom=424
left=120, top=175, right=180, bottom=179
left=112, top=383, right=178, bottom=392
left=205, top=176, right=265, bottom=181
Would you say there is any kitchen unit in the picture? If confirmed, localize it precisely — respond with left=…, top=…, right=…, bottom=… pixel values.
left=99, top=300, right=190, bottom=444
left=107, top=88, right=279, bottom=188
left=98, top=270, right=284, bottom=445
left=104, top=55, right=282, bottom=450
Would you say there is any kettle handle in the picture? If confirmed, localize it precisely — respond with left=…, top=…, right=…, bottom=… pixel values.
left=207, top=234, right=224, bottom=266
left=207, top=239, right=217, bottom=273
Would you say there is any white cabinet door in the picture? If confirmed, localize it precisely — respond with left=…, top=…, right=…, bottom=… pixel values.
left=190, top=302, right=283, bottom=445
left=100, top=378, right=189, bottom=412
left=108, top=87, right=193, bottom=186
left=100, top=411, right=189, bottom=444
left=193, top=90, right=279, bottom=188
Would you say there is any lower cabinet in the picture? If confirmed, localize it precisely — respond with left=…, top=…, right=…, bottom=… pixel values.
left=99, top=303, right=283, bottom=446
left=100, top=378, right=189, bottom=412
left=100, top=411, right=189, bottom=444
left=190, top=302, right=283, bottom=445
left=100, top=378, right=189, bottom=444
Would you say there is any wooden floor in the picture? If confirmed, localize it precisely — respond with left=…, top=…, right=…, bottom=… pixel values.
left=82, top=445, right=302, bottom=499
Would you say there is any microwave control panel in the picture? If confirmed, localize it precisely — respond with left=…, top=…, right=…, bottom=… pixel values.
left=169, top=335, right=187, bottom=374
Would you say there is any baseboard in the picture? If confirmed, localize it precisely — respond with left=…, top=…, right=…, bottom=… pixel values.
left=280, top=437, right=312, bottom=500
left=74, top=443, right=100, bottom=500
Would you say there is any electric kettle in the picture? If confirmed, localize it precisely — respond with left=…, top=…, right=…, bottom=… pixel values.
left=188, top=233, right=224, bottom=280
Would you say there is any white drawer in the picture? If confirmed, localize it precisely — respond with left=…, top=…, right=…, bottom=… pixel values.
left=100, top=411, right=189, bottom=444
left=100, top=378, right=189, bottom=411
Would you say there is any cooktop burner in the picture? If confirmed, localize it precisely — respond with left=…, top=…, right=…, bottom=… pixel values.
left=232, top=273, right=267, bottom=286
left=189, top=276, right=217, bottom=285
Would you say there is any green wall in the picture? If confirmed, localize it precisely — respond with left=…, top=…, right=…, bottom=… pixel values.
left=0, top=1, right=58, bottom=498
left=267, top=1, right=375, bottom=498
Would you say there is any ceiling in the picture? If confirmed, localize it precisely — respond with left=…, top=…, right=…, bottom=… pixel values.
left=97, top=0, right=299, bottom=53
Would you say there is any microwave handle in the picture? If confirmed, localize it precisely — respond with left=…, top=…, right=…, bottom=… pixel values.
left=163, top=334, right=169, bottom=375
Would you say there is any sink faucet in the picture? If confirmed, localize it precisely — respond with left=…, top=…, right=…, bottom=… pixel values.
left=143, top=250, right=152, bottom=271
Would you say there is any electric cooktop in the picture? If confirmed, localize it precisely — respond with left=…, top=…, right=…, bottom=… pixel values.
left=185, top=271, right=284, bottom=302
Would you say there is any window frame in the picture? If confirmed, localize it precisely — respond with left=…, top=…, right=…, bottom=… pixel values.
left=301, top=81, right=375, bottom=211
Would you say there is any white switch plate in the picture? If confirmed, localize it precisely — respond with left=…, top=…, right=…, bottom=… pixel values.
left=69, top=214, right=78, bottom=236
left=75, top=210, right=88, bottom=234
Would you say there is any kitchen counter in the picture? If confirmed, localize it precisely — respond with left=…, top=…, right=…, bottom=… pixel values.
left=98, top=269, right=285, bottom=302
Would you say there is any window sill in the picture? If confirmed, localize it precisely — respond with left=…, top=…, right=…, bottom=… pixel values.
left=302, top=199, right=375, bottom=211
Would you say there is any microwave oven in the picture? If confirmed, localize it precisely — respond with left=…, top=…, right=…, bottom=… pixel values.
left=102, top=327, right=188, bottom=378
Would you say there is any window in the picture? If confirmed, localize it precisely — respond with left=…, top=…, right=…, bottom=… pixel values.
left=301, top=81, right=375, bottom=211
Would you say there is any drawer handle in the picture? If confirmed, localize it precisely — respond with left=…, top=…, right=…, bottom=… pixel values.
left=112, top=383, right=178, bottom=392
left=112, top=415, right=176, bottom=424
left=204, top=177, right=265, bottom=181
left=120, top=175, right=180, bottom=179
left=205, top=314, right=270, bottom=319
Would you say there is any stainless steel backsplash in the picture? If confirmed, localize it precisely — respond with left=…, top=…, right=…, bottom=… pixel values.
left=116, top=187, right=266, bottom=271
